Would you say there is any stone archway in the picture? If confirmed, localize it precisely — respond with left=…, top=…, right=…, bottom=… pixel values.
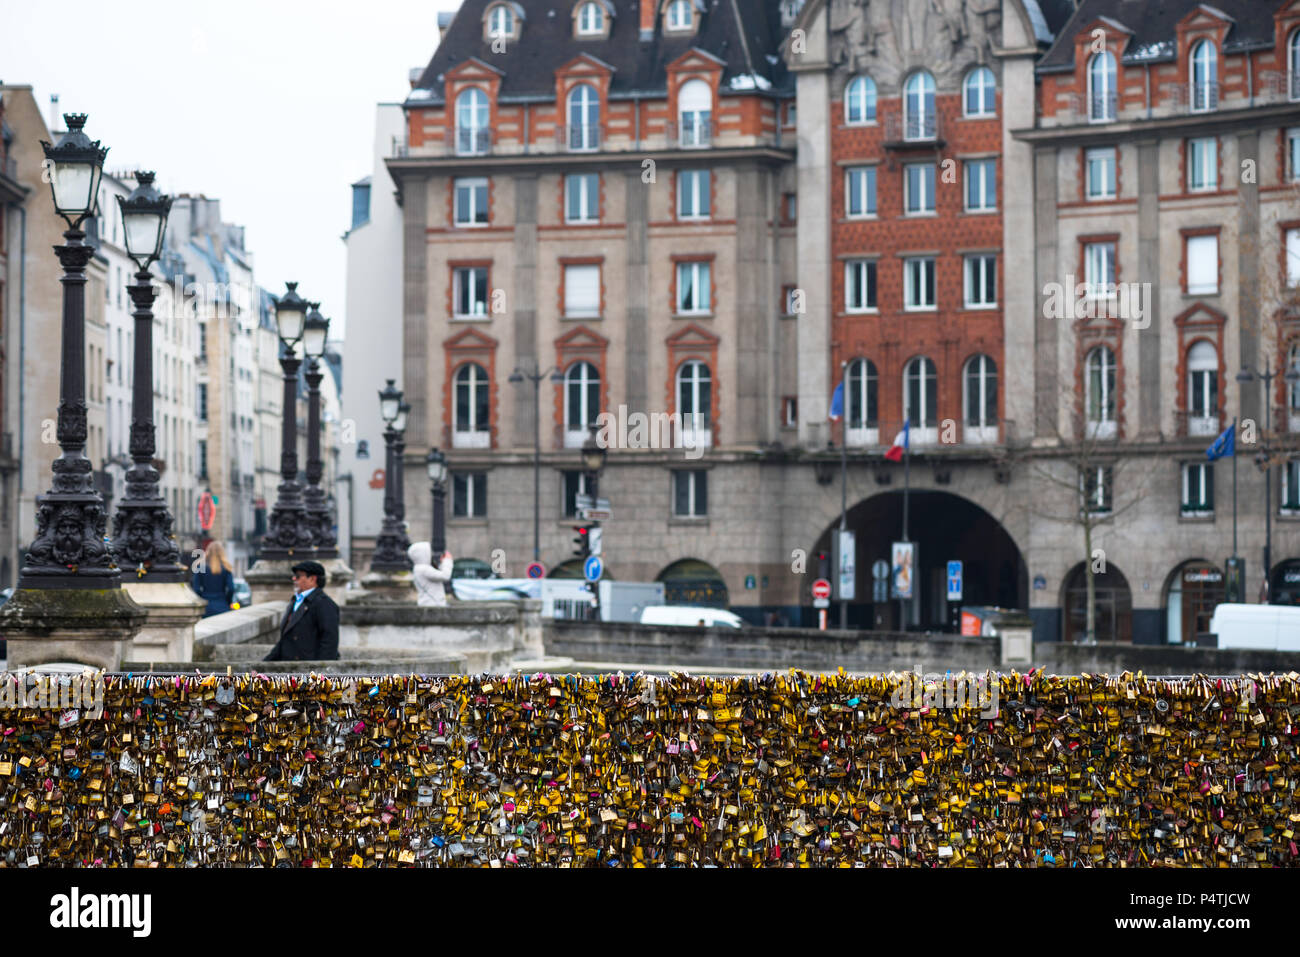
left=811, top=490, right=1027, bottom=631
left=1061, top=561, right=1133, bottom=643
left=656, top=558, right=729, bottom=608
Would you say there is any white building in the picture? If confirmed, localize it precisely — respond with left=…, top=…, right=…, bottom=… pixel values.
left=340, top=99, right=406, bottom=570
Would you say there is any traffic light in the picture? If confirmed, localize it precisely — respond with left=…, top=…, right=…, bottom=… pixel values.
left=572, top=526, right=590, bottom=560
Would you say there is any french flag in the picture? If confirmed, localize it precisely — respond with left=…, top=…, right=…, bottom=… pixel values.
left=885, top=420, right=909, bottom=462
left=828, top=382, right=843, bottom=422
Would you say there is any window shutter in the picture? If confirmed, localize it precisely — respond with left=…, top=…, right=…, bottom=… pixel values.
left=1187, top=235, right=1217, bottom=293
left=565, top=265, right=600, bottom=316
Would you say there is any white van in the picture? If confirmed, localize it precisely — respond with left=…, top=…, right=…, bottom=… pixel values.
left=639, top=605, right=746, bottom=629
left=1208, top=603, right=1300, bottom=651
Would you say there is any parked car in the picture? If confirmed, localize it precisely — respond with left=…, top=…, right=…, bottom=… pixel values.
left=231, top=578, right=252, bottom=609
left=639, top=605, right=746, bottom=629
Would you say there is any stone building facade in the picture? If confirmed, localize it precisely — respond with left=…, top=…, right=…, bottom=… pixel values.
left=372, top=0, right=1300, bottom=641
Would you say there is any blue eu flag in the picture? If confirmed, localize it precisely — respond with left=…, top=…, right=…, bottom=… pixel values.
left=1206, top=420, right=1235, bottom=461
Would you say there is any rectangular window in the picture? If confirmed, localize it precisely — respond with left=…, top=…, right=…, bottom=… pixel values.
left=782, top=396, right=798, bottom=427
left=784, top=192, right=797, bottom=222
left=677, top=170, right=710, bottom=219
left=903, top=257, right=936, bottom=310
left=782, top=284, right=800, bottom=316
left=845, top=166, right=876, bottom=217
left=564, top=264, right=600, bottom=318
left=1084, top=242, right=1116, bottom=296
left=1284, top=460, right=1300, bottom=512
left=676, top=261, right=711, bottom=314
left=964, top=255, right=997, bottom=308
left=453, top=266, right=489, bottom=317
left=845, top=259, right=877, bottom=312
left=904, top=163, right=935, bottom=214
left=1288, top=228, right=1300, bottom=288
left=1182, top=462, right=1214, bottom=514
left=1289, top=128, right=1300, bottom=183
left=562, top=471, right=589, bottom=517
left=1082, top=465, right=1113, bottom=514
left=964, top=159, right=996, bottom=211
left=452, top=472, right=487, bottom=518
left=454, top=177, right=488, bottom=226
left=1187, top=137, right=1217, bottom=192
left=1085, top=147, right=1116, bottom=199
left=1186, top=234, right=1219, bottom=295
left=673, top=470, right=708, bottom=517
left=197, top=439, right=208, bottom=478
left=565, top=173, right=599, bottom=223
left=197, top=383, right=208, bottom=421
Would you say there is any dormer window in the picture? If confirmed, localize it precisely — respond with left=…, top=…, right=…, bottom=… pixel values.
left=1190, top=39, right=1218, bottom=113
left=484, top=2, right=523, bottom=42
left=666, top=0, right=693, bottom=32
left=576, top=1, right=603, bottom=36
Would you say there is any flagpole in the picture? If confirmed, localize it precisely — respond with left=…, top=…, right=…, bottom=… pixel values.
left=839, top=364, right=848, bottom=631
left=1232, top=417, right=1238, bottom=557
left=900, top=421, right=910, bottom=630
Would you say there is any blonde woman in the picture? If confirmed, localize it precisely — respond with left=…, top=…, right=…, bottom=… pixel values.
left=190, top=541, right=236, bottom=617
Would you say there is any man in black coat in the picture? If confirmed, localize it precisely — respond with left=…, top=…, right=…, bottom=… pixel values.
left=264, top=561, right=340, bottom=661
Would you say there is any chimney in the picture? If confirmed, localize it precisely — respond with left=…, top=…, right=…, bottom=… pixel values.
left=49, top=94, right=60, bottom=132
left=640, top=0, right=657, bottom=42
left=437, top=10, right=454, bottom=43
left=409, top=67, right=423, bottom=89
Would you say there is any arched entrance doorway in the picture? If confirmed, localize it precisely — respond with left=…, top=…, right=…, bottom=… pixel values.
left=656, top=559, right=729, bottom=608
left=1164, top=560, right=1224, bottom=644
left=1269, top=559, right=1300, bottom=605
left=1062, top=562, right=1132, bottom=642
left=812, top=490, right=1027, bottom=631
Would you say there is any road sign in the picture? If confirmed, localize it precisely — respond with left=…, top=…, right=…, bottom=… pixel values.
left=525, top=561, right=546, bottom=579
left=872, top=559, right=888, bottom=581
left=578, top=508, right=612, bottom=521
left=872, top=579, right=888, bottom=602
left=811, top=578, right=832, bottom=600
left=947, top=560, right=963, bottom=602
left=833, top=529, right=855, bottom=601
left=575, top=494, right=593, bottom=511
left=745, top=574, right=756, bottom=590
left=813, top=598, right=830, bottom=609
left=588, top=527, right=603, bottom=556
left=584, top=555, right=603, bottom=582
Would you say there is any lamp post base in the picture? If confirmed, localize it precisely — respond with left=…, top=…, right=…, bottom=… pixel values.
left=244, top=559, right=302, bottom=606
left=0, top=587, right=147, bottom=670
left=356, top=568, right=416, bottom=602
left=121, top=580, right=206, bottom=663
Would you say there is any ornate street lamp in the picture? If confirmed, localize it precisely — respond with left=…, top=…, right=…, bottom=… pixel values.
left=510, top=364, right=564, bottom=560
left=425, top=446, right=448, bottom=558
left=370, top=382, right=412, bottom=571
left=1238, top=363, right=1300, bottom=601
left=110, top=171, right=183, bottom=580
left=301, top=302, right=336, bottom=557
left=581, top=422, right=607, bottom=498
left=18, top=114, right=117, bottom=587
left=259, top=282, right=315, bottom=560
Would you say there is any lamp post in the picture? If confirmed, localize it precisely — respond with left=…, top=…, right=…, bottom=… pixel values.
left=109, top=171, right=184, bottom=581
left=301, top=302, right=336, bottom=557
left=19, top=114, right=119, bottom=587
left=509, top=364, right=563, bottom=560
left=259, top=282, right=314, bottom=560
left=369, top=381, right=412, bottom=570
left=580, top=424, right=606, bottom=614
left=425, top=447, right=448, bottom=557
left=1238, top=363, right=1300, bottom=601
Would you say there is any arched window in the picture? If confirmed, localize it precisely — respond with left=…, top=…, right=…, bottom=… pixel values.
left=1190, top=39, right=1218, bottom=112
left=454, top=363, right=491, bottom=447
left=1290, top=30, right=1300, bottom=101
left=567, top=83, right=600, bottom=151
left=576, top=1, right=604, bottom=35
left=1084, top=345, right=1117, bottom=437
left=564, top=361, right=601, bottom=444
left=903, top=71, right=936, bottom=140
left=903, top=356, right=937, bottom=433
left=455, top=87, right=489, bottom=155
left=964, top=354, right=998, bottom=441
left=488, top=3, right=514, bottom=38
left=678, top=78, right=712, bottom=147
left=667, top=0, right=692, bottom=30
left=1186, top=341, right=1218, bottom=434
left=677, top=360, right=712, bottom=445
left=1088, top=51, right=1117, bottom=122
left=963, top=66, right=995, bottom=117
left=844, top=75, right=877, bottom=124
left=845, top=358, right=878, bottom=444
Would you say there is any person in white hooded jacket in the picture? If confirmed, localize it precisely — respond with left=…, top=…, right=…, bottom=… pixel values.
left=407, top=541, right=454, bottom=606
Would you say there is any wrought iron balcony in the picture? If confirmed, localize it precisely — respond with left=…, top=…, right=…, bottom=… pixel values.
left=558, top=124, right=603, bottom=152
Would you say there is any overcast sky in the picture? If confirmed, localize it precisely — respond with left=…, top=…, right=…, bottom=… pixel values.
left=2, top=0, right=460, bottom=340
